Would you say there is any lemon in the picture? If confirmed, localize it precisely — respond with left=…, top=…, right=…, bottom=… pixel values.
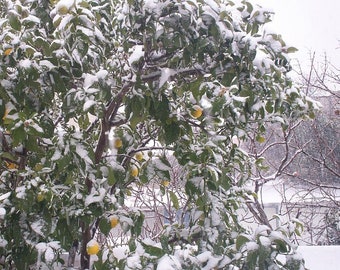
left=256, top=135, right=266, bottom=143
left=5, top=161, right=18, bottom=170
left=110, top=215, right=119, bottom=228
left=56, top=1, right=72, bottom=15
left=37, top=193, right=45, bottom=202
left=86, top=240, right=100, bottom=255
left=191, top=105, right=203, bottom=119
left=161, top=180, right=170, bottom=187
left=113, top=138, right=123, bottom=149
left=2, top=106, right=10, bottom=120
left=130, top=165, right=138, bottom=177
left=4, top=48, right=13, bottom=56
left=135, top=152, right=143, bottom=161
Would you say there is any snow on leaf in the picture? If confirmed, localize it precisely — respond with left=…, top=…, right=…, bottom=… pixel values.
left=85, top=187, right=106, bottom=206
left=0, top=208, right=6, bottom=219
left=157, top=254, right=181, bottom=270
left=76, top=144, right=93, bottom=165
left=83, top=99, right=96, bottom=111
left=0, top=192, right=11, bottom=202
left=159, top=68, right=175, bottom=88
left=83, top=73, right=98, bottom=89
left=96, top=69, right=108, bottom=80
left=30, top=122, right=44, bottom=133
left=128, top=45, right=144, bottom=65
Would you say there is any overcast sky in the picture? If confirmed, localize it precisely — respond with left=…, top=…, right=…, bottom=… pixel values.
left=254, top=0, right=340, bottom=69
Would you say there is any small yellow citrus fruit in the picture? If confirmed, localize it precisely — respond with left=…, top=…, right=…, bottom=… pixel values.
left=37, top=193, right=45, bottom=202
left=2, top=106, right=10, bottom=121
left=86, top=240, right=100, bottom=255
left=161, top=180, right=170, bottom=187
left=113, top=138, right=123, bottom=149
left=4, top=48, right=13, bottom=56
left=56, top=3, right=69, bottom=15
left=256, top=135, right=266, bottom=143
left=110, top=215, right=119, bottom=228
left=191, top=105, right=203, bottom=119
left=135, top=152, right=143, bottom=161
left=5, top=161, right=18, bottom=170
left=130, top=165, right=138, bottom=177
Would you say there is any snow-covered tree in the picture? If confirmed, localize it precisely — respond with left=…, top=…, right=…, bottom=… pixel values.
left=0, top=0, right=317, bottom=269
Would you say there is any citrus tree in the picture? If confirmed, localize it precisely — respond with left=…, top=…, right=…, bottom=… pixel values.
left=0, top=0, right=317, bottom=269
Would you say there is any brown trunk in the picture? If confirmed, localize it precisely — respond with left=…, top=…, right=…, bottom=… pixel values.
left=80, top=223, right=92, bottom=269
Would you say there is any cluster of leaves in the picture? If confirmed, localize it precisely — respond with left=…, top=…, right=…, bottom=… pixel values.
left=0, top=0, right=316, bottom=269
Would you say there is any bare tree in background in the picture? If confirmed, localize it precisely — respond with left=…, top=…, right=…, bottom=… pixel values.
left=245, top=53, right=340, bottom=245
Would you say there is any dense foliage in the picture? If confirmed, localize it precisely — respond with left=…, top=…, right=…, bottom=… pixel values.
left=0, top=0, right=316, bottom=269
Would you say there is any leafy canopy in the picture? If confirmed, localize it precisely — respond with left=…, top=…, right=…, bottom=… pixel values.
left=0, top=0, right=314, bottom=269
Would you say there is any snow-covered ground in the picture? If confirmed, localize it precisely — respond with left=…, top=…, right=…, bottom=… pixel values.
left=297, top=245, right=340, bottom=270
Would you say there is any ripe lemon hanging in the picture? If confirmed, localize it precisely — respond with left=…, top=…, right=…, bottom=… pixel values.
left=36, top=193, right=45, bottom=202
left=191, top=105, right=203, bottom=119
left=130, top=165, right=138, bottom=177
left=113, top=138, right=122, bottom=149
left=135, top=152, right=143, bottom=161
left=86, top=240, right=100, bottom=255
left=161, top=180, right=170, bottom=187
left=4, top=48, right=13, bottom=56
left=110, top=215, right=119, bottom=228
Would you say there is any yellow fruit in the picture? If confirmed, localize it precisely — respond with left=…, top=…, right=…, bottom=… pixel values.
left=110, top=215, right=119, bottom=228
left=56, top=4, right=69, bottom=15
left=37, top=193, right=45, bottom=202
left=34, top=163, right=43, bottom=171
left=130, top=165, right=138, bottom=177
left=191, top=105, right=203, bottom=119
left=161, top=180, right=170, bottom=187
left=113, top=138, right=123, bottom=149
left=256, top=136, right=266, bottom=143
left=135, top=152, right=143, bottom=161
left=5, top=161, right=18, bottom=170
left=86, top=240, right=100, bottom=255
left=2, top=106, right=9, bottom=120
left=4, top=48, right=13, bottom=56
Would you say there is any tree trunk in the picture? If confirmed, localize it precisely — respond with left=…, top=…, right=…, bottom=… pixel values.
left=80, top=223, right=92, bottom=269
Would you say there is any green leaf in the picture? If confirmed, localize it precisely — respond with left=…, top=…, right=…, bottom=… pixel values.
left=141, top=242, right=165, bottom=257
left=131, top=212, right=144, bottom=237
left=11, top=125, right=26, bottom=146
left=107, top=167, right=116, bottom=186
left=8, top=14, right=21, bottom=31
left=273, top=238, right=289, bottom=253
left=236, top=234, right=250, bottom=250
left=163, top=121, right=180, bottom=145
left=99, top=218, right=111, bottom=236
left=286, top=47, right=298, bottom=53
left=169, top=191, right=179, bottom=210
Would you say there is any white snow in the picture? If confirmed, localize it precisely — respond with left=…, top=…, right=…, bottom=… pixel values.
left=56, top=0, right=74, bottom=11
left=84, top=187, right=106, bottom=206
left=246, top=241, right=259, bottom=251
left=157, top=254, right=181, bottom=270
left=0, top=207, right=6, bottom=219
left=0, top=192, right=11, bottom=202
left=0, top=237, right=7, bottom=248
left=75, top=144, right=93, bottom=165
left=19, top=59, right=32, bottom=69
left=83, top=99, right=96, bottom=111
left=128, top=45, right=144, bottom=65
left=112, top=246, right=129, bottom=260
left=96, top=69, right=108, bottom=79
left=83, top=73, right=98, bottom=89
left=22, top=14, right=40, bottom=24
left=30, top=122, right=44, bottom=133
left=159, top=68, right=175, bottom=88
